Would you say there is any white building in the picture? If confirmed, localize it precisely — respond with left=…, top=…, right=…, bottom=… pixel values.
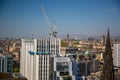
left=20, top=38, right=61, bottom=80
left=0, top=53, right=13, bottom=74
left=113, top=44, right=120, bottom=67
left=49, top=55, right=82, bottom=80
left=37, top=38, right=61, bottom=55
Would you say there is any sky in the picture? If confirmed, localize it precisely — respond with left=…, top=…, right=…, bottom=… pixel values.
left=0, top=0, right=120, bottom=38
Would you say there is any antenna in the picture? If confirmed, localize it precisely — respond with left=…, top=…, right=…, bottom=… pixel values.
left=40, top=1, right=57, bottom=38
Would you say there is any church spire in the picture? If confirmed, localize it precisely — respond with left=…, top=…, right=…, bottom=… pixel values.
left=102, top=28, right=114, bottom=80
left=105, top=28, right=111, bottom=52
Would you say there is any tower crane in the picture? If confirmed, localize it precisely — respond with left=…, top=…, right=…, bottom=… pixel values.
left=41, top=3, right=57, bottom=38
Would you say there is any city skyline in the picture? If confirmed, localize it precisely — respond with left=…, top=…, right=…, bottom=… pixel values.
left=0, top=0, right=120, bottom=38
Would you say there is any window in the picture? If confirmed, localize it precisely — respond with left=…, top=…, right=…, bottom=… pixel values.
left=56, top=62, right=68, bottom=71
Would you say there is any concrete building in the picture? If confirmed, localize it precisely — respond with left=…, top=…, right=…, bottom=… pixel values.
left=78, top=60, right=100, bottom=76
left=0, top=53, right=13, bottom=74
left=49, top=55, right=82, bottom=80
left=20, top=38, right=61, bottom=80
left=61, top=47, right=78, bottom=54
left=113, top=44, right=120, bottom=67
left=37, top=38, right=61, bottom=55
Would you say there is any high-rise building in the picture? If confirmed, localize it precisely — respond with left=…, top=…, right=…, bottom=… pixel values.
left=20, top=38, right=61, bottom=80
left=50, top=56, right=72, bottom=80
left=67, top=34, right=69, bottom=40
left=101, top=35, right=105, bottom=45
left=113, top=44, right=120, bottom=67
left=78, top=60, right=100, bottom=76
left=49, top=56, right=82, bottom=80
left=37, top=38, right=61, bottom=55
left=0, top=53, right=13, bottom=74
left=20, top=39, right=37, bottom=80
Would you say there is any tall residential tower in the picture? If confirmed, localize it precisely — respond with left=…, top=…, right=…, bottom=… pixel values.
left=113, top=44, right=120, bottom=67
left=0, top=53, right=13, bottom=74
left=20, top=38, right=61, bottom=80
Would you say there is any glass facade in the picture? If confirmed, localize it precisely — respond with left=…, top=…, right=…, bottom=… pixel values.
left=56, top=62, right=68, bottom=71
left=0, top=54, right=13, bottom=74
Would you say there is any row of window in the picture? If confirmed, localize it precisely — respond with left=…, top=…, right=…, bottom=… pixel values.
left=7, top=65, right=12, bottom=68
left=7, top=60, right=12, bottom=64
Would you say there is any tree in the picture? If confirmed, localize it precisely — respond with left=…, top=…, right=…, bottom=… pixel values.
left=61, top=41, right=68, bottom=47
left=13, top=67, right=19, bottom=73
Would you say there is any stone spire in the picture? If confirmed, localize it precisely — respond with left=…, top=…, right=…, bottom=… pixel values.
left=102, top=28, right=114, bottom=80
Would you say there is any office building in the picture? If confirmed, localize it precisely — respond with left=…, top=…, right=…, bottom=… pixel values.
left=20, top=38, right=61, bottom=80
left=78, top=60, right=100, bottom=76
left=0, top=53, right=13, bottom=74
left=113, top=44, right=120, bottom=67
left=49, top=55, right=82, bottom=80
